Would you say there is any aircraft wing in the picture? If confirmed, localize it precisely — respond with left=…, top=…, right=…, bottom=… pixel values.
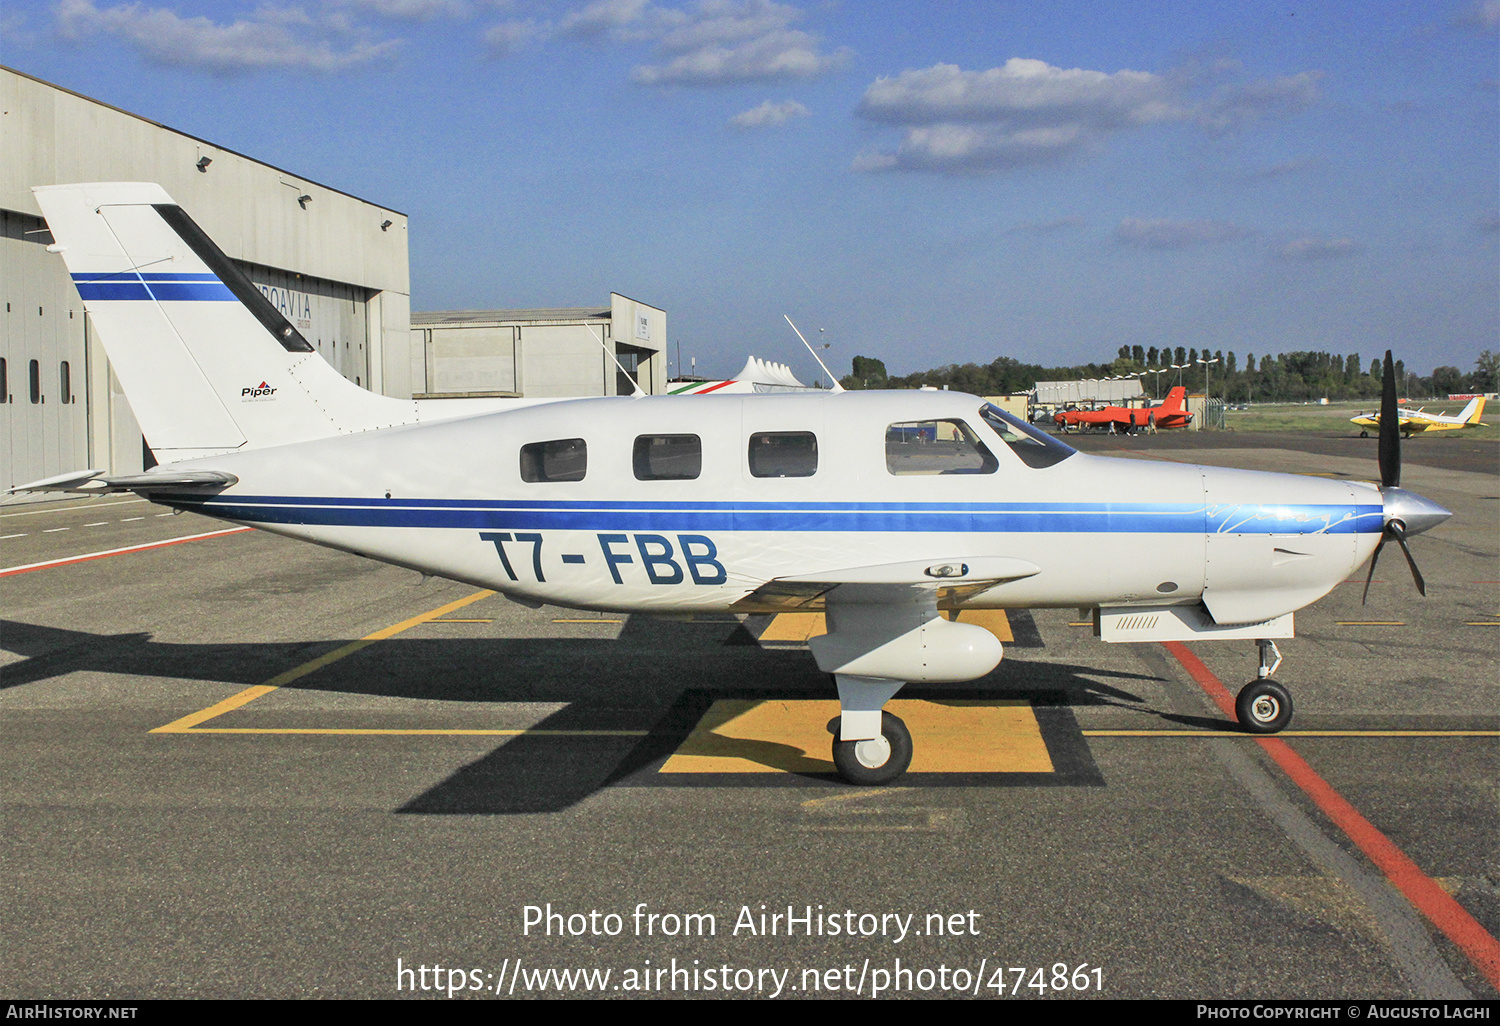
left=733, top=556, right=1041, bottom=611
left=8, top=469, right=239, bottom=495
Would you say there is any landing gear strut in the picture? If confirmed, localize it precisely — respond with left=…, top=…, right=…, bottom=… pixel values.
left=831, top=711, right=912, bottom=785
left=1235, top=639, right=1293, bottom=734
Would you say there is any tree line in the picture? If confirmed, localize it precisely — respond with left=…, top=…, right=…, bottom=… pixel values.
left=841, top=349, right=1499, bottom=403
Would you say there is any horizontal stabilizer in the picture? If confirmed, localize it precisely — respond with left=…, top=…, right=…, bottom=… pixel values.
left=8, top=469, right=239, bottom=495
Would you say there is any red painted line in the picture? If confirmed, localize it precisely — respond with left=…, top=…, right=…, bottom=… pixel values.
left=694, top=380, right=735, bottom=394
left=1163, top=641, right=1500, bottom=990
left=0, top=527, right=253, bottom=577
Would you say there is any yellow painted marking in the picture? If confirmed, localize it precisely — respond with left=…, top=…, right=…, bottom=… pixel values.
left=1335, top=621, right=1406, bottom=626
left=1082, top=730, right=1500, bottom=737
left=759, top=612, right=825, bottom=642
left=150, top=685, right=280, bottom=733
left=1464, top=622, right=1500, bottom=626
left=177, top=728, right=647, bottom=736
left=659, top=699, right=1053, bottom=774
left=760, top=610, right=1013, bottom=644
left=1069, top=621, right=1092, bottom=627
left=430, top=618, right=493, bottom=623
left=953, top=609, right=1013, bottom=642
left=151, top=589, right=494, bottom=733
left=552, top=618, right=623, bottom=624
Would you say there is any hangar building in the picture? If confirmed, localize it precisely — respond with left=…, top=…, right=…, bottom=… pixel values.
left=411, top=295, right=667, bottom=399
left=1, top=65, right=411, bottom=497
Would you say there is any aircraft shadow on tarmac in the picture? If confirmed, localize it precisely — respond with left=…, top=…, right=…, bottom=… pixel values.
left=1, top=612, right=1231, bottom=813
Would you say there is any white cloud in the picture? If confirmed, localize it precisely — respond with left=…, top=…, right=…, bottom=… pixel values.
left=484, top=17, right=549, bottom=54
left=1196, top=72, right=1321, bottom=135
left=630, top=1, right=846, bottom=86
left=558, top=0, right=651, bottom=40
left=1115, top=218, right=1253, bottom=249
left=854, top=58, right=1320, bottom=175
left=54, top=0, right=399, bottom=74
left=337, top=0, right=470, bottom=18
left=728, top=98, right=808, bottom=128
left=858, top=59, right=1180, bottom=129
left=1275, top=236, right=1359, bottom=260
left=1452, top=0, right=1500, bottom=31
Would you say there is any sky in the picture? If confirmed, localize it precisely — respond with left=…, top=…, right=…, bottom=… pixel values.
left=4, top=0, right=1497, bottom=381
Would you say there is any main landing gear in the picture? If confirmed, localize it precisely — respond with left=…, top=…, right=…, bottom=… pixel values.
left=831, top=711, right=913, bottom=785
left=1235, top=639, right=1294, bottom=734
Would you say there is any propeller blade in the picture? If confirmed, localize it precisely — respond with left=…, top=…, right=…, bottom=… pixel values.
left=1362, top=530, right=1387, bottom=605
left=1389, top=522, right=1426, bottom=597
left=1378, top=349, right=1400, bottom=489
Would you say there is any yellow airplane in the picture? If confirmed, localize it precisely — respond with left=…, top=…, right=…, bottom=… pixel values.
left=1352, top=396, right=1487, bottom=438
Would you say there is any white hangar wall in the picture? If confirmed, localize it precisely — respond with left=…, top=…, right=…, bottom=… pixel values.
left=411, top=294, right=668, bottom=399
left=1, top=65, right=412, bottom=497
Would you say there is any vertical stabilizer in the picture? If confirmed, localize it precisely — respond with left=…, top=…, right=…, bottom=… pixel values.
left=33, top=183, right=421, bottom=463
left=1461, top=396, right=1485, bottom=425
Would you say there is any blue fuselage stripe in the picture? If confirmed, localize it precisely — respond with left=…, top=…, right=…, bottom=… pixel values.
left=158, top=495, right=1385, bottom=535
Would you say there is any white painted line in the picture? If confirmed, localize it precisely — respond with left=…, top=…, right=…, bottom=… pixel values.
left=42, top=528, right=70, bottom=533
left=1, top=533, right=26, bottom=540
left=121, top=517, right=146, bottom=522
left=84, top=522, right=109, bottom=527
left=0, top=527, right=253, bottom=577
left=0, top=498, right=149, bottom=518
left=155, top=513, right=175, bottom=518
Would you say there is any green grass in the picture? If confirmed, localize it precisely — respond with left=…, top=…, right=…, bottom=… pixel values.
left=1221, top=400, right=1495, bottom=437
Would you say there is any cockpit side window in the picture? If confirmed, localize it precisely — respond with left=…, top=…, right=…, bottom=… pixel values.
left=978, top=404, right=1077, bottom=469
left=885, top=419, right=998, bottom=475
left=520, top=438, right=587, bottom=482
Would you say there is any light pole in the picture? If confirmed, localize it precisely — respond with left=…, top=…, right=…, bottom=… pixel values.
left=1197, top=357, right=1219, bottom=429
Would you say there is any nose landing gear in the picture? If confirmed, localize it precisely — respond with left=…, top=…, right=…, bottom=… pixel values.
left=830, top=711, right=913, bottom=785
left=1236, top=639, right=1293, bottom=734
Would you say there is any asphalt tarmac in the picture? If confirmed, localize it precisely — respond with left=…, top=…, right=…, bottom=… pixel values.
left=2, top=433, right=1496, bottom=1000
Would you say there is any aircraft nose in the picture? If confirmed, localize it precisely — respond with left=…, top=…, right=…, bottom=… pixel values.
left=1382, top=487, right=1451, bottom=537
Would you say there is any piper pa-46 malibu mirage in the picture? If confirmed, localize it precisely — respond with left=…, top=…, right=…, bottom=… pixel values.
left=14, top=183, right=1452, bottom=784
left=1053, top=386, right=1193, bottom=434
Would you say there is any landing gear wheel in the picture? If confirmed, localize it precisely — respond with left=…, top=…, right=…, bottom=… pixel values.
left=831, top=712, right=913, bottom=785
left=1235, top=680, right=1293, bottom=734
left=1359, top=430, right=1369, bottom=438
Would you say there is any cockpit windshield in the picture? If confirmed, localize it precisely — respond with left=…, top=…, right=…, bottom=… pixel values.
left=978, top=404, right=1077, bottom=469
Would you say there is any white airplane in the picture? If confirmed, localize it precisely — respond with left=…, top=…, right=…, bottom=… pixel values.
left=13, top=183, right=1453, bottom=784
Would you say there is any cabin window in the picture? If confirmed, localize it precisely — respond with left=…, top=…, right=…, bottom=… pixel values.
left=0, top=358, right=7, bottom=402
left=633, top=434, right=701, bottom=480
left=885, top=419, right=998, bottom=475
left=748, top=431, right=818, bottom=478
left=520, top=438, right=587, bottom=482
left=59, top=361, right=71, bottom=404
left=29, top=359, right=41, bottom=404
left=979, top=403, right=1076, bottom=469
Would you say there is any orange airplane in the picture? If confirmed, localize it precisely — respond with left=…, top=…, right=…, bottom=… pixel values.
left=1053, top=386, right=1194, bottom=433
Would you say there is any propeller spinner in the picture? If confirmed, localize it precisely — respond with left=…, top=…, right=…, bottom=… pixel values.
left=1363, top=350, right=1452, bottom=603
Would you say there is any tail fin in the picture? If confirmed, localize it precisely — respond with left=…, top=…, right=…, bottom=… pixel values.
left=1461, top=396, right=1485, bottom=425
left=1161, top=386, right=1187, bottom=411
left=33, top=183, right=419, bottom=463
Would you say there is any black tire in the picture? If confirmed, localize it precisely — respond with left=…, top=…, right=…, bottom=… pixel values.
left=1235, top=680, right=1293, bottom=734
left=1359, top=430, right=1368, bottom=438
left=831, top=711, right=913, bottom=785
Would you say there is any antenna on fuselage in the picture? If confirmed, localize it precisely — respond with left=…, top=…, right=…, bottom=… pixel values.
left=586, top=323, right=645, bottom=397
left=784, top=314, right=844, bottom=394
